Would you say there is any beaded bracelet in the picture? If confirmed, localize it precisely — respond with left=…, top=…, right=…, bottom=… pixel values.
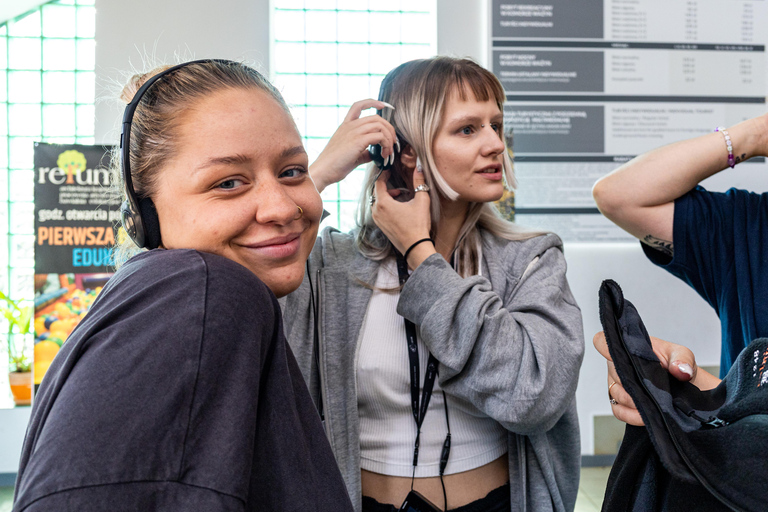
left=403, top=237, right=434, bottom=262
left=714, top=126, right=736, bottom=168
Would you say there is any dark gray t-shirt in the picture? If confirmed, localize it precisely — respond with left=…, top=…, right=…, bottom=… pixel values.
left=14, top=249, right=352, bottom=512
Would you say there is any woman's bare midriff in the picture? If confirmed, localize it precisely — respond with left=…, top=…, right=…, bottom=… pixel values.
left=361, top=454, right=509, bottom=509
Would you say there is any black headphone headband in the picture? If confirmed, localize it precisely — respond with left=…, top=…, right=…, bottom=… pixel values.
left=119, top=58, right=240, bottom=249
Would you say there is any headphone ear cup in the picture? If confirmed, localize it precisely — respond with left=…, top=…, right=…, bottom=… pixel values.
left=368, top=138, right=400, bottom=170
left=368, top=106, right=398, bottom=170
left=368, top=143, right=387, bottom=169
left=120, top=199, right=144, bottom=249
left=139, top=197, right=161, bottom=250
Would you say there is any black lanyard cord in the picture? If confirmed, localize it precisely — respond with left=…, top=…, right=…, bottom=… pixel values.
left=396, top=252, right=452, bottom=509
left=306, top=261, right=323, bottom=421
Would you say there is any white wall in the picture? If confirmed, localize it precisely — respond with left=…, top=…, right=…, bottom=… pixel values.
left=437, top=0, right=489, bottom=66
left=0, top=408, right=30, bottom=474
left=93, top=0, right=271, bottom=145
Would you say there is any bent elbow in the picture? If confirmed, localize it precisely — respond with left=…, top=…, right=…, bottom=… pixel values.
left=592, top=176, right=624, bottom=222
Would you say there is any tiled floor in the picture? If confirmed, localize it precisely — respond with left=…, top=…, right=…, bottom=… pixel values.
left=575, top=466, right=611, bottom=511
left=0, top=467, right=611, bottom=511
left=0, top=487, right=12, bottom=512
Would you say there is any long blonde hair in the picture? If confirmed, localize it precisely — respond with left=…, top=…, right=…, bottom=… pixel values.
left=355, top=56, right=540, bottom=277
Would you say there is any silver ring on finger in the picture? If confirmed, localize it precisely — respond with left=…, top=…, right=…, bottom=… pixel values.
left=414, top=184, right=430, bottom=193
left=608, top=381, right=619, bottom=406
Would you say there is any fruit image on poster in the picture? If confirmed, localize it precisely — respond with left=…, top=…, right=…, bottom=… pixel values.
left=32, top=273, right=109, bottom=384
left=34, top=143, right=120, bottom=385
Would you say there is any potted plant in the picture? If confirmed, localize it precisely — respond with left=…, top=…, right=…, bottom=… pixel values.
left=1, top=290, right=33, bottom=406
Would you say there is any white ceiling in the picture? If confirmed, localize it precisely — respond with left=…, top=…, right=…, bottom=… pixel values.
left=1, top=0, right=49, bottom=26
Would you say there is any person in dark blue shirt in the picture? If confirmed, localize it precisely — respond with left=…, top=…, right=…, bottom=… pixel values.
left=592, top=113, right=768, bottom=423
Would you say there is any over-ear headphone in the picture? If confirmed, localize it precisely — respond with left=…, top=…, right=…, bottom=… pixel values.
left=119, top=58, right=238, bottom=249
left=368, top=106, right=397, bottom=170
left=368, top=71, right=402, bottom=171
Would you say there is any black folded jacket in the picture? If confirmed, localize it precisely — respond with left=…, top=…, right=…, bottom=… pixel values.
left=599, top=279, right=768, bottom=512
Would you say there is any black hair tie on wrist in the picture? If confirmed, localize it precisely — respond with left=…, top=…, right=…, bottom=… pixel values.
left=403, top=237, right=434, bottom=262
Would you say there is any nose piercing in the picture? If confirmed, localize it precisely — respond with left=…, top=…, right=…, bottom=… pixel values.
left=481, top=124, right=485, bottom=128
left=295, top=205, right=303, bottom=220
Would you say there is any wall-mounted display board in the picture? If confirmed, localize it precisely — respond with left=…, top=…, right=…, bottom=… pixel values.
left=491, top=0, right=767, bottom=241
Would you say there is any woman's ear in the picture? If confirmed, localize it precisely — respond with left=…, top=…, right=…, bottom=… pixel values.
left=399, top=144, right=418, bottom=171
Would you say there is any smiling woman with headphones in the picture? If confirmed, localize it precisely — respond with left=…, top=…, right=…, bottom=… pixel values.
left=12, top=60, right=353, bottom=512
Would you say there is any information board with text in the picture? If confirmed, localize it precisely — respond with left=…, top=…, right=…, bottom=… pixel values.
left=491, top=0, right=767, bottom=241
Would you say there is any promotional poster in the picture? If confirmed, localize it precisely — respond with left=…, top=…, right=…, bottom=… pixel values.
left=33, top=143, right=120, bottom=385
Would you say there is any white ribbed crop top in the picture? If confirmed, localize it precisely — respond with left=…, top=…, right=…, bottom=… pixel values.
left=357, top=258, right=507, bottom=478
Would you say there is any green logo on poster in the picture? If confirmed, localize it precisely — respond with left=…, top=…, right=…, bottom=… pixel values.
left=56, top=150, right=87, bottom=185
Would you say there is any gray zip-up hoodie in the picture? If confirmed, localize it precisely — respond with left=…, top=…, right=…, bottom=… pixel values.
left=281, top=227, right=584, bottom=511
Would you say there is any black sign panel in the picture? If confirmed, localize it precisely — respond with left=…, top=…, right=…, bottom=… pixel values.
left=33, top=143, right=120, bottom=274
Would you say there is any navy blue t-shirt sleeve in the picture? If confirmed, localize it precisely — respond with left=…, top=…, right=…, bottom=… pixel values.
left=641, top=186, right=768, bottom=372
left=13, top=249, right=352, bottom=512
left=641, top=186, right=736, bottom=308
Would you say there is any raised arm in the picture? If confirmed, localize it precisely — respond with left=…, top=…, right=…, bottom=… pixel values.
left=309, top=99, right=396, bottom=194
left=592, top=114, right=768, bottom=256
